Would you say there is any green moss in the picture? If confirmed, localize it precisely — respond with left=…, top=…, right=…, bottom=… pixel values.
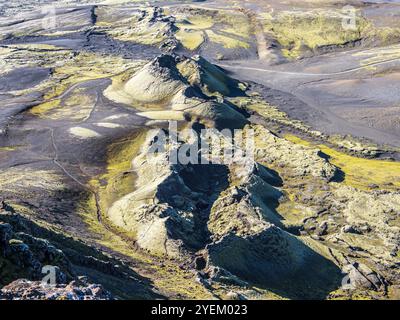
left=233, top=96, right=311, bottom=132
left=175, top=9, right=252, bottom=49
left=206, top=30, right=250, bottom=49
left=285, top=134, right=400, bottom=191
left=176, top=15, right=214, bottom=30
left=151, top=263, right=213, bottom=299
left=43, top=52, right=139, bottom=100
left=30, top=99, right=61, bottom=116
left=376, top=27, right=400, bottom=44
left=218, top=12, right=252, bottom=38
left=262, top=10, right=370, bottom=59
left=0, top=146, right=17, bottom=152
left=236, top=95, right=385, bottom=157
left=175, top=29, right=204, bottom=50
left=176, top=9, right=251, bottom=40
left=83, top=131, right=149, bottom=245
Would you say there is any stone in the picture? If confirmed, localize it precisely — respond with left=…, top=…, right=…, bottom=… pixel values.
left=225, top=291, right=246, bottom=300
left=0, top=279, right=113, bottom=300
left=342, top=225, right=361, bottom=234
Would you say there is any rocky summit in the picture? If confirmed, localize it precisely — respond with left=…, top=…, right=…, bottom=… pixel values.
left=1, top=0, right=400, bottom=301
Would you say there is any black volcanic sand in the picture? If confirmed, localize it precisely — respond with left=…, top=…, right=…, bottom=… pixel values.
left=1, top=78, right=146, bottom=169
left=0, top=67, right=52, bottom=91
left=0, top=92, right=43, bottom=132
left=0, top=68, right=51, bottom=132
left=219, top=52, right=400, bottom=147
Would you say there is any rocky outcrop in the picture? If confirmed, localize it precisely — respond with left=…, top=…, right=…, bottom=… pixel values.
left=326, top=186, right=400, bottom=287
left=204, top=227, right=341, bottom=299
left=201, top=150, right=341, bottom=298
left=0, top=217, right=72, bottom=287
left=208, top=162, right=283, bottom=237
left=0, top=201, right=158, bottom=300
left=105, top=6, right=178, bottom=51
left=334, top=187, right=400, bottom=249
left=177, top=55, right=246, bottom=97
left=250, top=124, right=337, bottom=180
left=342, top=262, right=387, bottom=292
left=0, top=278, right=113, bottom=300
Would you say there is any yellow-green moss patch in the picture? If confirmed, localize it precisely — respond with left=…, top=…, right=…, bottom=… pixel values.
left=176, top=15, right=214, bottom=30
left=285, top=134, right=400, bottom=190
left=175, top=29, right=205, bottom=50
left=206, top=30, right=250, bottom=49
left=261, top=10, right=370, bottom=59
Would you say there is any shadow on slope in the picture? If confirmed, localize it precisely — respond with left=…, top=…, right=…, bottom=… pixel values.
left=208, top=229, right=342, bottom=300
left=0, top=205, right=163, bottom=299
